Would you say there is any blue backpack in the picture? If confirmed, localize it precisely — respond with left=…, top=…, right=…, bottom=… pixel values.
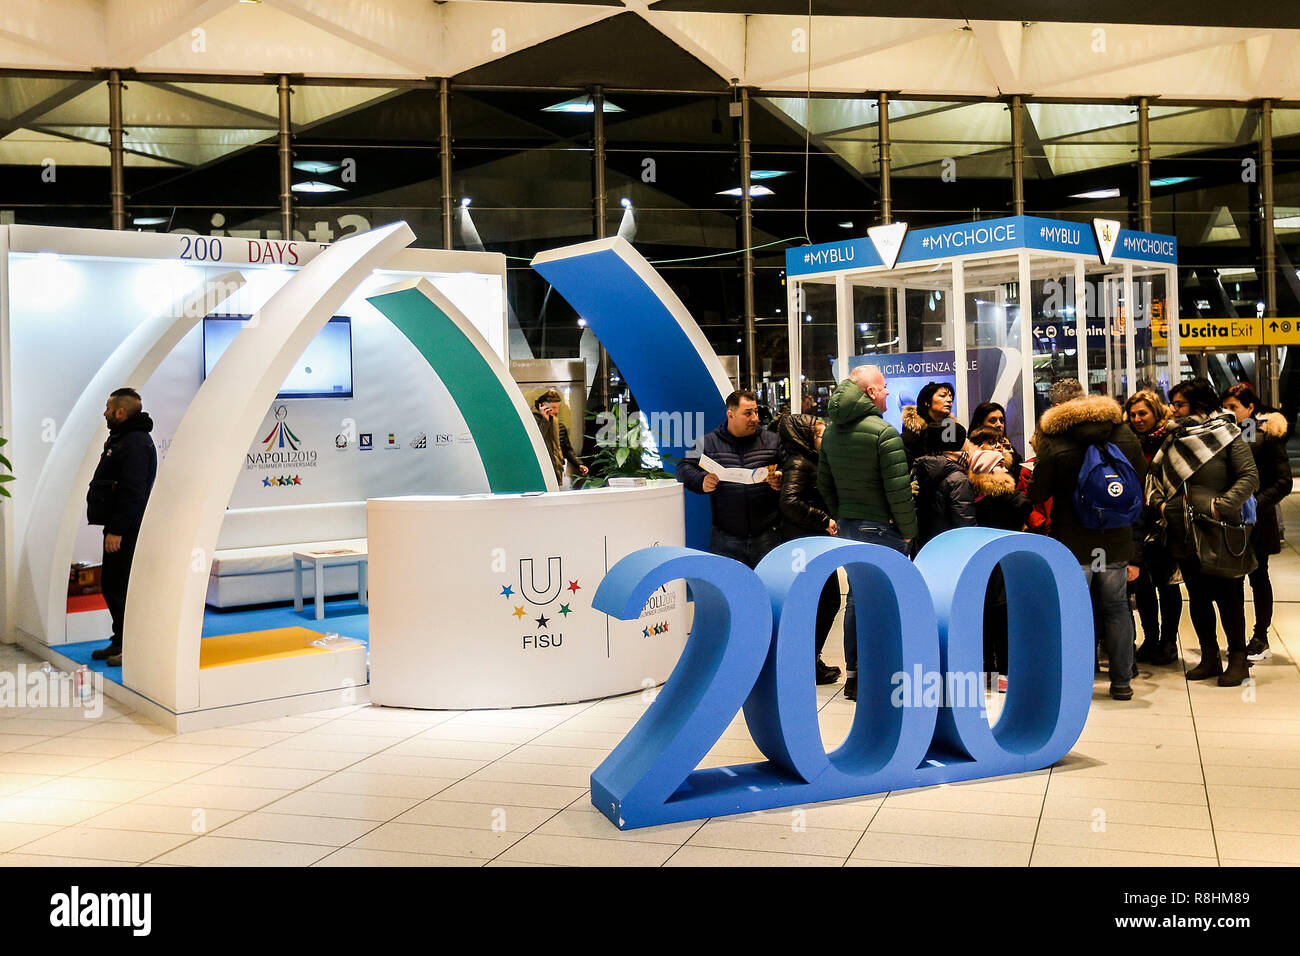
left=1074, top=442, right=1144, bottom=530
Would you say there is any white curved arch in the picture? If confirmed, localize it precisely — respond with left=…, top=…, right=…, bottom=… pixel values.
left=124, top=223, right=415, bottom=712
left=15, top=271, right=246, bottom=645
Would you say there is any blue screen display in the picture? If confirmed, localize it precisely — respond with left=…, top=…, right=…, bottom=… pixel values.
left=203, top=315, right=353, bottom=399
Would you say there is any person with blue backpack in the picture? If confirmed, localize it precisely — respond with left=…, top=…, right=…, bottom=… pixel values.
left=1027, top=378, right=1147, bottom=700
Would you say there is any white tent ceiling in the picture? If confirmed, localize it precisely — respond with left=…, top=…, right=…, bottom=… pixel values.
left=3, top=1, right=1300, bottom=173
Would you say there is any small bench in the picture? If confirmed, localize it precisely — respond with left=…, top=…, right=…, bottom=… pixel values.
left=207, top=501, right=367, bottom=609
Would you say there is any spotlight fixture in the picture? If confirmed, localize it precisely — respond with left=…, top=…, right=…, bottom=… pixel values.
left=461, top=197, right=472, bottom=207
left=542, top=96, right=624, bottom=114
left=1068, top=188, right=1121, bottom=200
left=292, top=160, right=340, bottom=174
left=716, top=185, right=774, bottom=198
left=620, top=198, right=632, bottom=209
left=291, top=181, right=345, bottom=193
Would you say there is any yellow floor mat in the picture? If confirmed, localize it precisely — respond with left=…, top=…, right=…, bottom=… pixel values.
left=199, top=627, right=354, bottom=669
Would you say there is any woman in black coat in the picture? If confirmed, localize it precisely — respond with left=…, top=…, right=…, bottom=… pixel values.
left=776, top=413, right=842, bottom=686
left=1222, top=383, right=1293, bottom=661
left=1147, top=378, right=1260, bottom=687
left=902, top=381, right=955, bottom=467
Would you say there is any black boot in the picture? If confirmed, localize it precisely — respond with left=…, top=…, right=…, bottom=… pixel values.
left=91, top=641, right=121, bottom=661
left=815, top=658, right=841, bottom=685
left=1217, top=651, right=1251, bottom=687
left=1135, top=641, right=1157, bottom=663
left=1186, top=646, right=1223, bottom=680
left=1149, top=641, right=1179, bottom=666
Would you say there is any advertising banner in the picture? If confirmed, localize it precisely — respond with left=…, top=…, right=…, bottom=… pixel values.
left=839, top=347, right=1025, bottom=455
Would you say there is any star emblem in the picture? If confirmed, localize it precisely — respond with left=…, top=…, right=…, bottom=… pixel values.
left=642, top=626, right=650, bottom=638
left=262, top=476, right=271, bottom=487
left=558, top=603, right=571, bottom=616
left=292, top=475, right=301, bottom=485
left=535, top=614, right=550, bottom=629
left=512, top=606, right=526, bottom=619
left=662, top=622, right=668, bottom=632
left=567, top=580, right=581, bottom=593
left=500, top=585, right=514, bottom=598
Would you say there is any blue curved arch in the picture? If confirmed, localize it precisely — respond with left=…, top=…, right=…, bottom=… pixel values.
left=531, top=238, right=733, bottom=549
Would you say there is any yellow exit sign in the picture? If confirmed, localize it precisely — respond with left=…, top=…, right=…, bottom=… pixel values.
left=1153, top=317, right=1261, bottom=348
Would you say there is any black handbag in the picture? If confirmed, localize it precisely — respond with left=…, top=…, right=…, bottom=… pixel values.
left=1184, top=482, right=1256, bottom=578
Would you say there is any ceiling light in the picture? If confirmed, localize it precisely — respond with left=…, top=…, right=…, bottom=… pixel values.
left=461, top=197, right=472, bottom=207
left=716, top=185, right=774, bottom=198
left=542, top=96, right=624, bottom=114
left=132, top=217, right=167, bottom=226
left=291, top=181, right=345, bottom=193
left=749, top=170, right=790, bottom=181
left=838, top=221, right=854, bottom=229
left=1150, top=176, right=1195, bottom=188
left=1069, top=188, right=1121, bottom=200
left=620, top=198, right=632, bottom=209
left=293, top=160, right=340, bottom=174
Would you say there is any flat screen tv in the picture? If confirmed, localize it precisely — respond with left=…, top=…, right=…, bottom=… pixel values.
left=203, top=315, right=353, bottom=399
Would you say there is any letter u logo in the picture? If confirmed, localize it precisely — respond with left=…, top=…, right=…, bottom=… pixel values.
left=519, top=556, right=563, bottom=605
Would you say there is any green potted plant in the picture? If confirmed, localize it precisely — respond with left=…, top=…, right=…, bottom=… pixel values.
left=577, top=407, right=676, bottom=488
left=0, top=429, right=13, bottom=499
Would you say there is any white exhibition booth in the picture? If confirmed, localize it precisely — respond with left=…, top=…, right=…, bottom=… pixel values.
left=0, top=221, right=695, bottom=731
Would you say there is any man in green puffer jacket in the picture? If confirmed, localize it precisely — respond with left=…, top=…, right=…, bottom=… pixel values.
left=817, top=365, right=917, bottom=701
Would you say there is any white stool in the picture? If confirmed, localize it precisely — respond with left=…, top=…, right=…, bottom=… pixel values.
left=292, top=547, right=368, bottom=621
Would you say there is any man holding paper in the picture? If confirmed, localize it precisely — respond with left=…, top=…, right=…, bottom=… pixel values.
left=676, top=389, right=784, bottom=568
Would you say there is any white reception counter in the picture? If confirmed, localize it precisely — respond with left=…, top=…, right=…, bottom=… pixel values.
left=366, top=483, right=690, bottom=708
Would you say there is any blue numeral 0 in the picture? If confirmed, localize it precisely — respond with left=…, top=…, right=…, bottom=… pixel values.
left=747, top=538, right=939, bottom=785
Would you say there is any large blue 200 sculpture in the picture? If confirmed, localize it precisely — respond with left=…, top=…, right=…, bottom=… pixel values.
left=590, top=528, right=1093, bottom=829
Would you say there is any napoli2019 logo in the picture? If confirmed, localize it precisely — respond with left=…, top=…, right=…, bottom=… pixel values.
left=589, top=528, right=1093, bottom=829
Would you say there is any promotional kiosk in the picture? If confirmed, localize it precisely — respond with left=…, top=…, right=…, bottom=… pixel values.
left=786, top=216, right=1181, bottom=456
left=0, top=224, right=724, bottom=730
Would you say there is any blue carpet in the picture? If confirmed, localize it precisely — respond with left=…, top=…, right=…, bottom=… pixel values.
left=60, top=599, right=369, bottom=683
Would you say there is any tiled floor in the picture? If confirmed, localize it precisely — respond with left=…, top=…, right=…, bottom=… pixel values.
left=3, top=501, right=1299, bottom=867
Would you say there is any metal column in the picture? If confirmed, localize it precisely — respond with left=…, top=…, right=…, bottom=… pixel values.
left=1261, top=99, right=1279, bottom=405
left=277, top=75, right=293, bottom=241
left=108, top=71, right=125, bottom=231
left=740, top=88, right=756, bottom=390
left=1010, top=95, right=1024, bottom=216
left=880, top=92, right=897, bottom=341
left=878, top=93, right=892, bottom=225
left=1137, top=97, right=1151, bottom=232
left=592, top=86, right=610, bottom=408
left=439, top=78, right=453, bottom=250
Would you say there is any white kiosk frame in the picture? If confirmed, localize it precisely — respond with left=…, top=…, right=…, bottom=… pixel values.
left=785, top=216, right=1180, bottom=454
left=0, top=223, right=519, bottom=731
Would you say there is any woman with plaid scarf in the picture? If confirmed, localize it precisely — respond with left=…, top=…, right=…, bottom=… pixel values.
left=1145, top=379, right=1260, bottom=687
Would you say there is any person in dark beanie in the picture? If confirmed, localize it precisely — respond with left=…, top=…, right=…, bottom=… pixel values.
left=86, top=388, right=158, bottom=668
left=1221, top=382, right=1289, bottom=662
left=912, top=418, right=976, bottom=550
left=775, top=412, right=841, bottom=686
left=901, top=381, right=955, bottom=467
left=1028, top=385, right=1146, bottom=700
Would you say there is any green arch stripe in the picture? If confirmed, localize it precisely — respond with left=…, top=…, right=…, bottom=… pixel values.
left=367, top=285, right=549, bottom=493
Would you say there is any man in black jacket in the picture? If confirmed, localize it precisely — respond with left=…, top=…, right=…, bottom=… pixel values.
left=86, top=388, right=158, bottom=667
left=677, top=389, right=783, bottom=568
